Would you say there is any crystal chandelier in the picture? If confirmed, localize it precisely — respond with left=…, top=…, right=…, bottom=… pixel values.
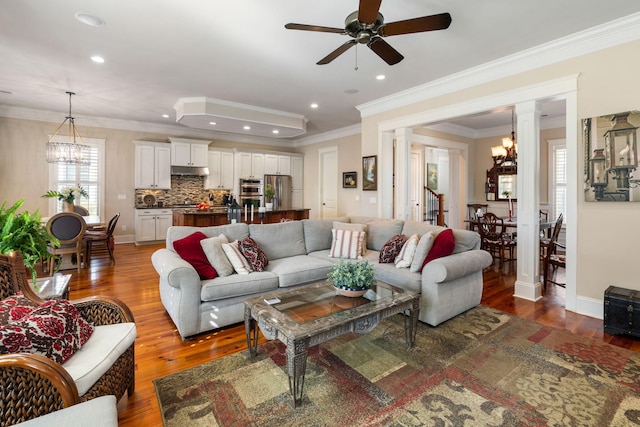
left=46, top=91, right=91, bottom=165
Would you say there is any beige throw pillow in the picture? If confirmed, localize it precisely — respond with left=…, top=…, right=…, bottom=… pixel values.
left=329, top=229, right=365, bottom=259
left=333, top=222, right=367, bottom=254
left=410, top=232, right=436, bottom=273
left=200, top=234, right=234, bottom=277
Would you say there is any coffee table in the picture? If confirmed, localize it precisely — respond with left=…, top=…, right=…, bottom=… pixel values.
left=244, top=280, right=420, bottom=407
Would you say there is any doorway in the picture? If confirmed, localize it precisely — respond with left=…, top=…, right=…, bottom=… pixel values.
left=319, top=147, right=338, bottom=218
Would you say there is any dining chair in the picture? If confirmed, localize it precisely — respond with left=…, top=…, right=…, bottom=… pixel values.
left=477, top=212, right=516, bottom=268
left=542, top=230, right=566, bottom=291
left=84, top=213, right=120, bottom=265
left=46, top=212, right=87, bottom=274
left=73, top=205, right=90, bottom=216
left=540, top=213, right=563, bottom=261
left=466, top=203, right=488, bottom=231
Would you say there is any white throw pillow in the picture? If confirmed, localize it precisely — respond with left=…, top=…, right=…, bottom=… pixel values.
left=410, top=231, right=436, bottom=273
left=200, top=234, right=234, bottom=277
left=221, top=240, right=253, bottom=274
left=329, top=229, right=365, bottom=259
left=395, top=234, right=419, bottom=268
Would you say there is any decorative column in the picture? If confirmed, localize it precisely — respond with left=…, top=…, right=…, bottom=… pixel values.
left=394, top=127, right=413, bottom=220
left=514, top=100, right=542, bottom=301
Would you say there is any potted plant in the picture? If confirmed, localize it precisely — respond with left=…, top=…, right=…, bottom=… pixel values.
left=264, top=184, right=275, bottom=210
left=41, top=185, right=88, bottom=212
left=327, top=259, right=375, bottom=297
left=0, top=200, right=59, bottom=282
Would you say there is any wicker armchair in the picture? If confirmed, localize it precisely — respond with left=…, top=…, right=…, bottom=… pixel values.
left=0, top=252, right=136, bottom=426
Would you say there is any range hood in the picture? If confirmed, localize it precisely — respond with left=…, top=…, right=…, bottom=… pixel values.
left=170, top=166, right=209, bottom=176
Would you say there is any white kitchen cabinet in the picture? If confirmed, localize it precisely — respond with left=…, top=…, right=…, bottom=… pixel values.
left=264, top=154, right=291, bottom=175
left=135, top=209, right=172, bottom=243
left=291, top=155, right=303, bottom=207
left=205, top=149, right=234, bottom=189
left=236, top=152, right=264, bottom=179
left=134, top=141, right=171, bottom=189
left=169, top=138, right=210, bottom=167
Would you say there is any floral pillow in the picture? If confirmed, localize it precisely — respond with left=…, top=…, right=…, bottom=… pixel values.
left=0, top=293, right=39, bottom=325
left=0, top=299, right=94, bottom=364
left=379, top=234, right=407, bottom=263
left=239, top=237, right=269, bottom=272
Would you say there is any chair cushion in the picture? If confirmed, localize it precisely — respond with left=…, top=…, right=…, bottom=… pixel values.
left=0, top=294, right=39, bottom=324
left=13, top=395, right=118, bottom=427
left=422, top=228, right=456, bottom=268
left=378, top=234, right=407, bottom=263
left=239, top=237, right=269, bottom=272
left=62, top=322, right=136, bottom=396
left=173, top=231, right=218, bottom=280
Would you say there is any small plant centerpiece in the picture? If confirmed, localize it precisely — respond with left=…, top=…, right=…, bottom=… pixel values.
left=0, top=200, right=59, bottom=282
left=42, top=185, right=88, bottom=212
left=264, top=184, right=275, bottom=210
left=327, top=259, right=375, bottom=297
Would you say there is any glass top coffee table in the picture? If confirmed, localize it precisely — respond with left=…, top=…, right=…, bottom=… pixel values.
left=244, top=280, right=420, bottom=407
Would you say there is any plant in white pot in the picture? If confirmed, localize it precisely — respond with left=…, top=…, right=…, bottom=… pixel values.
left=264, top=184, right=275, bottom=210
left=327, top=259, right=375, bottom=297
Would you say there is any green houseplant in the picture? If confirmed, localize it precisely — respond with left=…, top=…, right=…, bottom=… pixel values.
left=327, top=259, right=375, bottom=297
left=264, top=184, right=275, bottom=201
left=0, top=200, right=59, bottom=282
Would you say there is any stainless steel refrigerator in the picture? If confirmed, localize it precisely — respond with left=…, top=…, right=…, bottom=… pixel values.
left=263, top=175, right=292, bottom=210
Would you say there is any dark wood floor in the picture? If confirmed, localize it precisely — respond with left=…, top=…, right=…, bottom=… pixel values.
left=63, top=243, right=639, bottom=426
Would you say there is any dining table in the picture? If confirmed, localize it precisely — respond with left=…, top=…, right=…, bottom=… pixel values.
left=41, top=215, right=105, bottom=230
left=466, top=217, right=555, bottom=236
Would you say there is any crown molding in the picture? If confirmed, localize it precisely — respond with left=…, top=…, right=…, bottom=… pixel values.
left=357, top=12, right=640, bottom=118
left=292, top=123, right=361, bottom=147
left=425, top=114, right=567, bottom=139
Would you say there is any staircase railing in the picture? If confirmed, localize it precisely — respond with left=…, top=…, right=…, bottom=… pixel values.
left=425, top=187, right=446, bottom=226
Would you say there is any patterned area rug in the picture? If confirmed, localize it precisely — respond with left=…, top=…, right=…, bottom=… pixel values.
left=154, top=306, right=640, bottom=426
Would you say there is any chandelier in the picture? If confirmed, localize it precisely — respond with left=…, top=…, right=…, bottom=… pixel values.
left=491, top=109, right=517, bottom=166
left=46, top=91, right=91, bottom=165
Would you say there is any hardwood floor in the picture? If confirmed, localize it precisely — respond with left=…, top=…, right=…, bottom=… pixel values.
left=62, top=243, right=640, bottom=426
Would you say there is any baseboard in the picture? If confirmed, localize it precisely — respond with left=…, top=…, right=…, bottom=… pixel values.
left=575, top=295, right=604, bottom=320
left=114, top=234, right=135, bottom=245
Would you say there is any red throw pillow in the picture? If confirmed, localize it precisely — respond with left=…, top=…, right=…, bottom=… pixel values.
left=422, top=229, right=455, bottom=268
left=173, top=232, right=218, bottom=280
left=379, top=234, right=407, bottom=263
left=239, top=237, right=269, bottom=272
left=0, top=293, right=39, bottom=324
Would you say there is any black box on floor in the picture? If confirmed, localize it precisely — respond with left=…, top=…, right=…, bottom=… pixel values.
left=604, top=285, right=640, bottom=338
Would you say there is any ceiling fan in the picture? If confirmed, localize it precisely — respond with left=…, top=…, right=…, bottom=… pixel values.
left=284, top=0, right=452, bottom=66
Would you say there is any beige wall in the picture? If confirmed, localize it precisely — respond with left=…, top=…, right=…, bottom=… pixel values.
left=360, top=39, right=640, bottom=302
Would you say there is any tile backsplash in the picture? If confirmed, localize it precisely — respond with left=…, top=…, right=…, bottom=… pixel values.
left=135, top=176, right=230, bottom=207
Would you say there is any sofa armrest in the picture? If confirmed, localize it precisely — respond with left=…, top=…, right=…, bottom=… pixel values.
left=422, top=250, right=493, bottom=283
left=151, top=248, right=200, bottom=289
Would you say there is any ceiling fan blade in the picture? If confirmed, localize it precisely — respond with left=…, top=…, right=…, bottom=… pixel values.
left=285, top=23, right=345, bottom=34
left=368, top=37, right=404, bottom=65
left=380, top=12, right=452, bottom=37
left=317, top=40, right=357, bottom=65
left=358, top=0, right=382, bottom=25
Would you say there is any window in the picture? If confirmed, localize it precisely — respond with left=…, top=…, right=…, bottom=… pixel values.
left=548, top=139, right=566, bottom=223
left=48, top=136, right=105, bottom=217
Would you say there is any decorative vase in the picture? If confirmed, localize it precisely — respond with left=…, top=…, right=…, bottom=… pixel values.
left=265, top=202, right=273, bottom=210
left=62, top=201, right=74, bottom=212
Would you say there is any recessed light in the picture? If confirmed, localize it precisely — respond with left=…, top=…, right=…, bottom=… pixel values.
left=75, top=12, right=105, bottom=27
left=272, top=129, right=279, bottom=134
left=376, top=74, right=386, bottom=80
left=310, top=103, right=318, bottom=109
left=209, top=121, right=217, bottom=125
left=243, top=125, right=251, bottom=130
left=91, top=55, right=105, bottom=63
left=162, top=114, right=169, bottom=118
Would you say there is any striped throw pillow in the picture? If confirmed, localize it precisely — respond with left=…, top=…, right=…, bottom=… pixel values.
left=329, top=229, right=365, bottom=259
left=221, top=240, right=254, bottom=274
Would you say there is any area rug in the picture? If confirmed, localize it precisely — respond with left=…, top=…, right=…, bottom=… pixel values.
left=154, top=306, right=640, bottom=426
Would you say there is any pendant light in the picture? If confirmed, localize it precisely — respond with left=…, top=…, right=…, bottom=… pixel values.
left=46, top=91, right=91, bottom=165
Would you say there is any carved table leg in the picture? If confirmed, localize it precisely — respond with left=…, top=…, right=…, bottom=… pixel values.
left=286, top=336, right=310, bottom=407
left=404, top=299, right=420, bottom=347
left=245, top=306, right=258, bottom=358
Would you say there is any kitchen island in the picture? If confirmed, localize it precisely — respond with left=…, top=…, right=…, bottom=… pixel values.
left=172, top=208, right=310, bottom=226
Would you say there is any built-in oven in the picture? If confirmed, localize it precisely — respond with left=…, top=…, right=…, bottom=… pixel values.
left=239, top=178, right=263, bottom=209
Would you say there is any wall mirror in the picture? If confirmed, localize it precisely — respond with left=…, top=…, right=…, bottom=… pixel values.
left=497, top=174, right=517, bottom=199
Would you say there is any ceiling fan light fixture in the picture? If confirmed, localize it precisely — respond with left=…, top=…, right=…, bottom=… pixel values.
left=74, top=12, right=105, bottom=27
left=46, top=92, right=91, bottom=165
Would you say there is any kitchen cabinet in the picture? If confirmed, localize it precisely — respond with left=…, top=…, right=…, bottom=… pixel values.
left=236, top=152, right=264, bottom=179
left=291, top=155, right=303, bottom=207
left=169, top=138, right=210, bottom=167
left=134, top=141, right=171, bottom=189
left=205, top=149, right=234, bottom=189
left=135, top=209, right=172, bottom=243
left=264, top=154, right=291, bottom=175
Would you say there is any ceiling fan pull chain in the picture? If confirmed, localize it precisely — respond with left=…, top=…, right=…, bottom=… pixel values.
left=354, top=44, right=358, bottom=71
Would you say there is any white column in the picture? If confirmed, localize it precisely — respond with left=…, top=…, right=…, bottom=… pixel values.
left=394, top=128, right=412, bottom=220
left=379, top=131, right=395, bottom=218
left=514, top=101, right=542, bottom=301
left=448, top=148, right=460, bottom=228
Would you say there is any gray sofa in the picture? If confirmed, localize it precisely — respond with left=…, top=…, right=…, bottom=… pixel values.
left=151, top=216, right=493, bottom=339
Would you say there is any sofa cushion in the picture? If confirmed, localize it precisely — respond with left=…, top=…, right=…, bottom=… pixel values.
left=249, top=222, right=307, bottom=260
left=410, top=231, right=435, bottom=272
left=423, top=228, right=456, bottom=267
left=329, top=229, right=365, bottom=259
left=0, top=293, right=39, bottom=324
left=0, top=300, right=94, bottom=365
left=452, top=229, right=482, bottom=253
left=348, top=216, right=404, bottom=251
left=302, top=217, right=349, bottom=253
left=379, top=234, right=407, bottom=263
left=222, top=240, right=253, bottom=274
left=266, top=255, right=333, bottom=287
left=173, top=232, right=218, bottom=280
left=167, top=224, right=250, bottom=251
left=239, top=237, right=269, bottom=272
left=373, top=262, right=422, bottom=294
left=400, top=220, right=442, bottom=238
left=200, top=272, right=279, bottom=301
left=63, top=322, right=136, bottom=396
left=395, top=234, right=419, bottom=268
left=201, top=234, right=234, bottom=277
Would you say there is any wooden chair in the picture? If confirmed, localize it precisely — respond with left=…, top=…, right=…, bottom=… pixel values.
left=540, top=213, right=563, bottom=261
left=478, top=212, right=516, bottom=267
left=73, top=205, right=90, bottom=216
left=467, top=203, right=488, bottom=231
left=46, top=212, right=87, bottom=274
left=0, top=251, right=136, bottom=426
left=542, top=231, right=566, bottom=290
left=84, top=213, right=120, bottom=265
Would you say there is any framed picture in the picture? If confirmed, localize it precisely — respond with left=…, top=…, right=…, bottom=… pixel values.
left=342, top=171, right=357, bottom=188
left=427, top=163, right=438, bottom=191
left=362, top=155, right=377, bottom=191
